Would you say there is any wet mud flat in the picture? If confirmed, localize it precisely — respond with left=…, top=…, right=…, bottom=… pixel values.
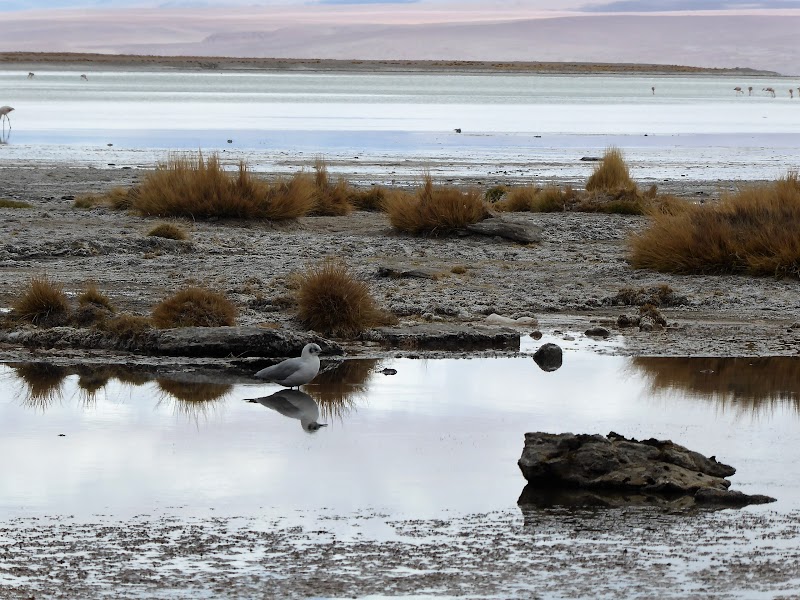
left=2, top=165, right=800, bottom=362
left=2, top=508, right=800, bottom=599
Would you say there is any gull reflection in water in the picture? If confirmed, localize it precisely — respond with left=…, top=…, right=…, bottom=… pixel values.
left=246, top=389, right=328, bottom=433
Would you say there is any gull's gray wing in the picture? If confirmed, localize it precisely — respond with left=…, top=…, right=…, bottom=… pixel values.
left=255, top=357, right=303, bottom=382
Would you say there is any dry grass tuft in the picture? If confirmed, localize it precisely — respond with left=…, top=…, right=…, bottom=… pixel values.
left=148, top=222, right=188, bottom=240
left=349, top=186, right=388, bottom=211
left=484, top=185, right=508, bottom=203
left=384, top=175, right=488, bottom=235
left=630, top=172, right=800, bottom=277
left=12, top=276, right=70, bottom=326
left=586, top=147, right=637, bottom=194
left=130, top=153, right=314, bottom=220
left=152, top=286, right=237, bottom=328
left=496, top=185, right=577, bottom=213
left=100, top=313, right=153, bottom=341
left=295, top=259, right=393, bottom=337
left=611, top=284, right=684, bottom=307
left=78, top=283, right=114, bottom=311
left=451, top=265, right=467, bottom=274
left=74, top=187, right=134, bottom=210
left=311, top=160, right=354, bottom=216
left=0, top=199, right=32, bottom=208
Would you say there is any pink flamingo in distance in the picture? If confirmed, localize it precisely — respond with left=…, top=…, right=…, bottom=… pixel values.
left=0, top=106, right=13, bottom=132
left=734, top=86, right=743, bottom=95
left=763, top=87, right=776, bottom=97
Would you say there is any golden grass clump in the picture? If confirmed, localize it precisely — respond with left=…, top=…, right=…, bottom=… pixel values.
left=131, top=153, right=315, bottom=220
left=384, top=175, right=488, bottom=235
left=295, top=260, right=393, bottom=337
left=12, top=276, right=70, bottom=326
left=148, top=222, right=188, bottom=240
left=152, top=286, right=237, bottom=328
left=630, top=172, right=800, bottom=277
left=349, top=186, right=388, bottom=211
left=0, top=199, right=32, bottom=208
left=496, top=185, right=576, bottom=213
left=100, top=313, right=153, bottom=341
left=311, top=160, right=353, bottom=216
left=78, top=283, right=114, bottom=311
left=586, top=147, right=637, bottom=194
left=74, top=187, right=134, bottom=210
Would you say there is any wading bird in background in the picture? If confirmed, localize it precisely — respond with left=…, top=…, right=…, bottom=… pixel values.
left=27, top=72, right=34, bottom=79
left=734, top=86, right=743, bottom=95
left=748, top=86, right=753, bottom=95
left=790, top=89, right=794, bottom=99
left=80, top=74, right=88, bottom=81
left=0, top=106, right=14, bottom=132
left=763, top=87, right=776, bottom=97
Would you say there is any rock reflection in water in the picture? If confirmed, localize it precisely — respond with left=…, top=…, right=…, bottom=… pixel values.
left=246, top=389, right=328, bottom=432
left=517, top=484, right=700, bottom=512
left=303, top=359, right=379, bottom=419
left=9, top=362, right=68, bottom=410
left=632, top=357, right=800, bottom=412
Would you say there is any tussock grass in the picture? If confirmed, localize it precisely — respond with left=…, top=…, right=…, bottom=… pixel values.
left=384, top=175, right=488, bottom=235
left=100, top=313, right=153, bottom=342
left=0, top=199, right=32, bottom=208
left=349, top=186, right=388, bottom=211
left=148, top=222, right=188, bottom=240
left=74, top=187, right=133, bottom=210
left=295, top=260, right=392, bottom=337
left=630, top=172, right=800, bottom=277
left=484, top=185, right=508, bottom=203
left=311, top=160, right=353, bottom=216
left=496, top=185, right=577, bottom=213
left=12, top=276, right=70, bottom=326
left=152, top=286, right=237, bottom=328
left=78, top=283, right=114, bottom=311
left=131, top=153, right=315, bottom=220
left=586, top=147, right=637, bottom=194
left=611, top=284, right=684, bottom=307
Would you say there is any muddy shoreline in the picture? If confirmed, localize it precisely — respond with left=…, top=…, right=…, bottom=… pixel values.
left=1, top=164, right=799, bottom=367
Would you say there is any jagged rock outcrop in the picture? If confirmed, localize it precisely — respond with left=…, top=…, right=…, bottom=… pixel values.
left=518, top=431, right=775, bottom=508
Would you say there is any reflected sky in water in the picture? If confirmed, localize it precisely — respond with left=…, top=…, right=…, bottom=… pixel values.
left=1, top=354, right=799, bottom=519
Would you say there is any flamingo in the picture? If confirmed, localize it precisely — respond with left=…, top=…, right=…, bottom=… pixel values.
left=748, top=86, right=753, bottom=96
left=734, top=86, right=743, bottom=95
left=80, top=74, right=88, bottom=81
left=0, top=106, right=13, bottom=132
left=791, top=89, right=795, bottom=99
left=763, top=87, right=776, bottom=97
left=27, top=72, right=34, bottom=79
left=651, top=86, right=655, bottom=95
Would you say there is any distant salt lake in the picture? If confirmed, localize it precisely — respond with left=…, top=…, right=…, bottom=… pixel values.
left=1, top=69, right=799, bottom=182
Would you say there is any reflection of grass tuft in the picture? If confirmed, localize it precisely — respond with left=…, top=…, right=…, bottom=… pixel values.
left=304, top=359, right=378, bottom=419
left=10, top=362, right=68, bottom=410
left=156, top=378, right=232, bottom=422
left=631, top=357, right=800, bottom=413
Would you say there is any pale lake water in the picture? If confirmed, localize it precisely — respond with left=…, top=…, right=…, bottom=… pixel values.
left=1, top=69, right=800, bottom=182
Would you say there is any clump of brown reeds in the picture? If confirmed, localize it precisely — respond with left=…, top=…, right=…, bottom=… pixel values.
left=629, top=172, right=800, bottom=277
left=148, top=222, right=188, bottom=240
left=74, top=187, right=134, bottom=210
left=495, top=185, right=577, bottom=213
left=349, top=185, right=388, bottom=211
left=295, top=259, right=393, bottom=337
left=586, top=147, right=637, bottom=195
left=152, top=286, right=237, bottom=328
left=130, top=153, right=315, bottom=220
left=78, top=282, right=114, bottom=311
left=384, top=175, right=488, bottom=234
left=0, top=199, right=32, bottom=208
left=99, top=314, right=153, bottom=341
left=11, top=276, right=70, bottom=326
left=311, top=160, right=353, bottom=216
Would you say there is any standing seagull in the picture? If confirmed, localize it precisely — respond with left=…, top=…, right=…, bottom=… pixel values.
left=254, top=343, right=322, bottom=388
left=0, top=106, right=13, bottom=132
left=246, top=389, right=328, bottom=432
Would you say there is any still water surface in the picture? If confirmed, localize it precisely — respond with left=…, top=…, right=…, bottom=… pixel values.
left=1, top=69, right=799, bottom=181
left=2, top=350, right=799, bottom=520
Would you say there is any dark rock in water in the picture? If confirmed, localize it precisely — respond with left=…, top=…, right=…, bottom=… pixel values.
left=465, top=216, right=542, bottom=244
left=530, top=330, right=543, bottom=340
left=380, top=368, right=398, bottom=375
left=517, top=432, right=775, bottom=508
left=584, top=326, right=610, bottom=338
left=532, top=343, right=562, bottom=372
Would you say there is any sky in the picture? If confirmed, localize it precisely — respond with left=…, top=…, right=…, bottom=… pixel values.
left=2, top=0, right=800, bottom=74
